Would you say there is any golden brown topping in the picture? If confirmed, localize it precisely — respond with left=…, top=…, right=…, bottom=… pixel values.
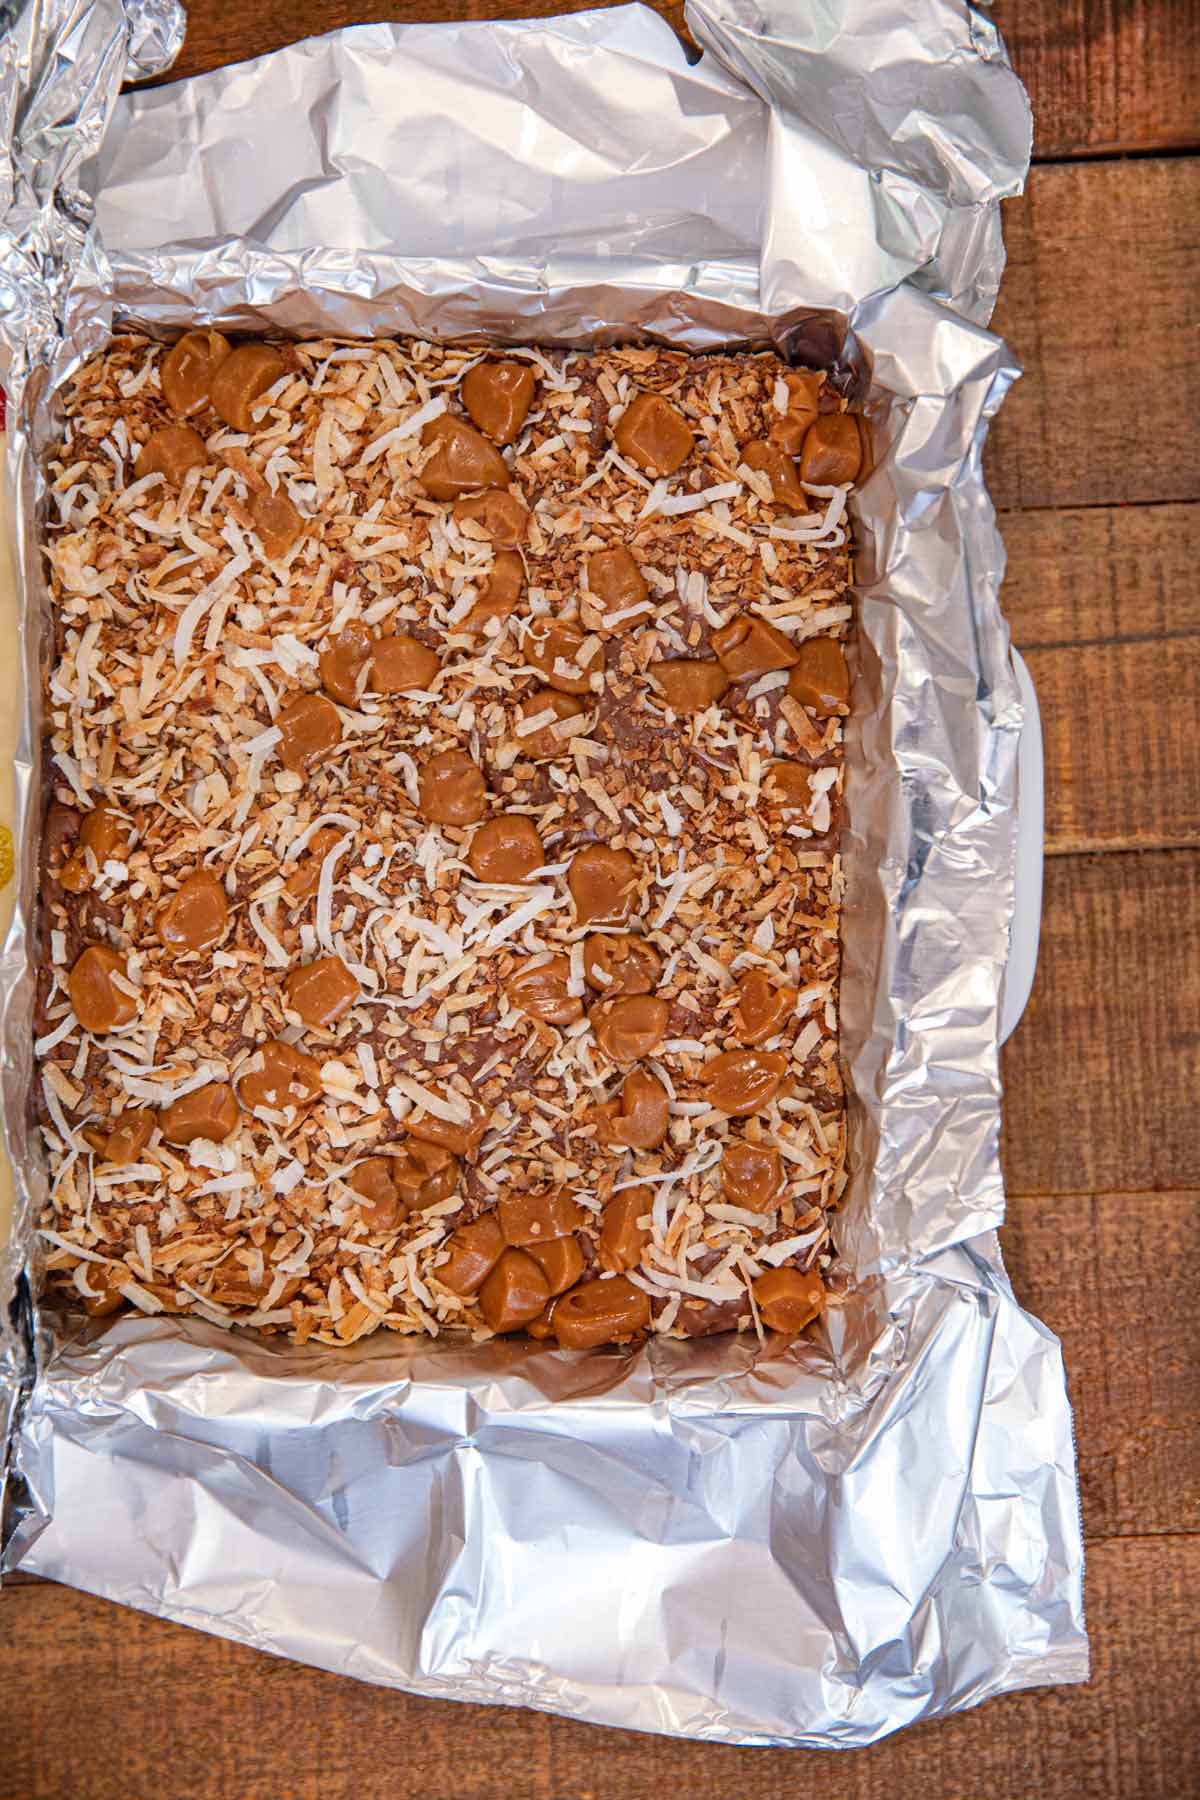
left=591, top=994, right=669, bottom=1063
left=553, top=1274, right=650, bottom=1348
left=452, top=488, right=530, bottom=547
left=701, top=1049, right=788, bottom=1116
left=349, top=1157, right=408, bottom=1233
left=762, top=761, right=813, bottom=817
left=733, top=968, right=796, bottom=1045
left=506, top=954, right=584, bottom=1026
left=787, top=637, right=850, bottom=715
left=614, top=391, right=695, bottom=476
left=208, top=1263, right=301, bottom=1310
left=285, top=827, right=343, bottom=902
left=82, top=1109, right=154, bottom=1167
left=592, top=1069, right=669, bottom=1151
left=523, top=618, right=602, bottom=695
left=250, top=488, right=304, bottom=561
left=210, top=343, right=287, bottom=433
left=597, top=1184, right=652, bottom=1274
left=408, top=1094, right=490, bottom=1157
left=568, top=843, right=638, bottom=925
left=721, top=1140, right=784, bottom=1212
left=516, top=689, right=586, bottom=758
left=582, top=932, right=662, bottom=996
left=648, top=659, right=729, bottom=712
left=160, top=1081, right=240, bottom=1146
left=68, top=945, right=137, bottom=1034
left=742, top=439, right=806, bottom=510
left=712, top=612, right=800, bottom=681
left=768, top=369, right=822, bottom=454
left=239, top=1040, right=322, bottom=1112
left=157, top=870, right=229, bottom=953
left=418, top=749, right=487, bottom=827
left=498, top=1186, right=584, bottom=1246
left=419, top=415, right=509, bottom=499
left=370, top=633, right=440, bottom=693
left=479, top=1247, right=551, bottom=1333
left=284, top=956, right=359, bottom=1028
left=753, top=1266, right=826, bottom=1334
left=462, top=359, right=536, bottom=444
left=277, top=691, right=343, bottom=775
left=160, top=329, right=231, bottom=417
left=466, top=548, right=524, bottom=632
left=437, top=1214, right=505, bottom=1295
left=526, top=1235, right=584, bottom=1298
left=135, top=424, right=208, bottom=486
left=390, top=1139, right=459, bottom=1210
left=799, top=412, right=862, bottom=486
left=586, top=544, right=650, bottom=625
left=467, top=814, right=544, bottom=884
left=319, top=623, right=373, bottom=706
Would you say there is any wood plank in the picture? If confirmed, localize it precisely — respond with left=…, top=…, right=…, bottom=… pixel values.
left=1000, top=849, right=1200, bottom=1197
left=1000, top=500, right=1200, bottom=648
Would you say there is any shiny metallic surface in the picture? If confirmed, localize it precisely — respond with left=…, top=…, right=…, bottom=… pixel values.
left=0, top=0, right=1085, bottom=1746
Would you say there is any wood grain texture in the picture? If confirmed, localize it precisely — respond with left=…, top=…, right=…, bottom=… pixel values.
left=1000, top=501, right=1200, bottom=648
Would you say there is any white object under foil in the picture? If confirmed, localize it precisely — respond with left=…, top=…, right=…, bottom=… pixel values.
left=0, top=0, right=1086, bottom=1747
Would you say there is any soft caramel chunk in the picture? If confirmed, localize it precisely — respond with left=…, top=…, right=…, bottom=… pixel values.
left=371, top=633, right=440, bottom=693
left=598, top=1184, right=652, bottom=1274
left=437, top=1214, right=505, bottom=1295
left=592, top=1069, right=669, bottom=1150
left=157, top=871, right=228, bottom=953
left=762, top=761, right=813, bottom=817
left=591, top=995, right=669, bottom=1063
left=210, top=343, right=287, bottom=432
left=648, top=659, right=729, bottom=711
left=516, top=689, right=586, bottom=758
left=319, top=624, right=373, bottom=706
left=721, top=1140, right=783, bottom=1212
left=239, top=1040, right=322, bottom=1112
left=553, top=1274, right=650, bottom=1348
left=506, top=954, right=584, bottom=1026
left=390, top=1139, right=459, bottom=1210
left=467, top=814, right=544, bottom=884
left=583, top=932, right=661, bottom=996
left=498, top=1187, right=584, bottom=1246
left=250, top=488, right=304, bottom=560
left=586, top=544, right=651, bottom=627
left=526, top=1234, right=584, bottom=1298
left=60, top=801, right=129, bottom=892
left=712, top=613, right=799, bottom=681
left=568, top=844, right=638, bottom=925
left=349, top=1157, right=408, bottom=1232
left=285, top=827, right=343, bottom=902
left=788, top=638, right=850, bottom=715
left=523, top=619, right=602, bottom=695
left=799, top=413, right=862, bottom=486
left=418, top=749, right=487, bottom=827
left=161, top=329, right=231, bottom=417
left=614, top=391, right=694, bottom=476
left=701, top=1049, right=788, bottom=1115
left=79, top=1261, right=128, bottom=1318
left=480, top=1247, right=551, bottom=1333
left=466, top=549, right=524, bottom=632
left=135, top=425, right=208, bottom=486
left=284, top=955, right=359, bottom=1027
left=83, top=1109, right=154, bottom=1167
left=69, top=945, right=137, bottom=1034
left=277, top=692, right=343, bottom=774
left=160, top=1081, right=240, bottom=1146
left=742, top=439, right=806, bottom=510
left=452, top=489, right=530, bottom=548
left=733, top=968, right=796, bottom=1045
left=753, top=1266, right=826, bottom=1334
left=419, top=415, right=509, bottom=499
left=768, top=369, right=822, bottom=454
left=462, top=359, right=536, bottom=444
left=408, top=1094, right=490, bottom=1157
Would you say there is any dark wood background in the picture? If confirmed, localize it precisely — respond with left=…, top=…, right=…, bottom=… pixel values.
left=4, top=4, right=1199, bottom=1796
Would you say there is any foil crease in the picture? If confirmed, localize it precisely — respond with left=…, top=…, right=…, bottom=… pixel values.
left=0, top=0, right=1087, bottom=1746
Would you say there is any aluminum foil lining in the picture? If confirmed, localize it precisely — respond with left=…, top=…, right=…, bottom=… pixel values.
left=0, top=0, right=1086, bottom=1747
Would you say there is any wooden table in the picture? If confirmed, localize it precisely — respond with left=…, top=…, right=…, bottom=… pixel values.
left=5, top=4, right=1199, bottom=1795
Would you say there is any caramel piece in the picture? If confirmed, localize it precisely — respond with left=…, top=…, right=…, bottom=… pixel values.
left=157, top=871, right=228, bottom=953
left=79, top=1261, right=128, bottom=1318
left=419, top=415, right=509, bottom=499
left=506, top=954, right=584, bottom=1026
left=722, top=1140, right=783, bottom=1212
left=160, top=1081, right=239, bottom=1146
left=742, top=439, right=806, bottom=511
left=516, top=690, right=586, bottom=758
left=799, top=413, right=862, bottom=486
left=525, top=1306, right=558, bottom=1340
left=593, top=1069, right=669, bottom=1151
left=160, top=329, right=231, bottom=417
left=418, top=749, right=487, bottom=827
left=712, top=613, right=799, bottom=681
left=480, top=1247, right=551, bottom=1333
left=586, top=545, right=650, bottom=626
left=466, top=549, right=524, bottom=632
left=350, top=1158, right=408, bottom=1233
left=391, top=1139, right=459, bottom=1210
left=319, top=624, right=373, bottom=706
left=769, top=369, right=822, bottom=454
left=277, top=692, right=343, bottom=774
left=753, top=1266, right=826, bottom=1334
left=209, top=1262, right=301, bottom=1310
left=614, top=391, right=694, bottom=476
left=591, top=995, right=669, bottom=1063
left=438, top=1214, right=505, bottom=1295
left=788, top=638, right=850, bottom=715
left=648, top=659, right=729, bottom=712
left=733, top=968, right=796, bottom=1045
left=523, top=618, right=601, bottom=695
left=583, top=932, right=661, bottom=996
left=210, top=343, right=287, bottom=433
left=408, top=1094, right=490, bottom=1157
left=69, top=945, right=137, bottom=1034
left=285, top=827, right=343, bottom=902
left=284, top=956, right=359, bottom=1027
left=526, top=1234, right=584, bottom=1298
left=250, top=488, right=304, bottom=560
left=598, top=1184, right=652, bottom=1274
left=701, top=1050, right=788, bottom=1116
left=568, top=844, right=637, bottom=925
left=467, top=814, right=544, bottom=884
left=453, top=489, right=530, bottom=547
left=370, top=633, right=440, bottom=693
left=135, top=425, right=208, bottom=486
left=60, top=800, right=129, bottom=892
left=83, top=1109, right=154, bottom=1167
left=553, top=1274, right=650, bottom=1348
left=462, top=359, right=536, bottom=445
left=763, top=761, right=813, bottom=817
left=239, top=1040, right=322, bottom=1112
left=57, top=853, right=91, bottom=895
left=499, top=1187, right=584, bottom=1246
